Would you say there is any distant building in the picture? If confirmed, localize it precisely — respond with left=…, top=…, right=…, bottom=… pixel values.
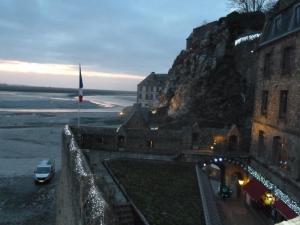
left=137, top=72, right=167, bottom=108
left=249, top=0, right=300, bottom=220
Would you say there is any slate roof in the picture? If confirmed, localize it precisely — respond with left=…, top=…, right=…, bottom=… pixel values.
left=260, top=0, right=300, bottom=46
left=137, top=72, right=167, bottom=87
left=120, top=104, right=149, bottom=130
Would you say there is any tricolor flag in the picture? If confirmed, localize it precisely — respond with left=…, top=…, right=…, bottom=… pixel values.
left=79, top=64, right=83, bottom=102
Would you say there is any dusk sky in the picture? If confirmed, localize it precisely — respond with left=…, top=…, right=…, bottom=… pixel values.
left=0, top=0, right=228, bottom=91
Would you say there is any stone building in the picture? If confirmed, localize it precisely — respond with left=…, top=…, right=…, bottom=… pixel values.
left=249, top=0, right=300, bottom=220
left=137, top=72, right=167, bottom=108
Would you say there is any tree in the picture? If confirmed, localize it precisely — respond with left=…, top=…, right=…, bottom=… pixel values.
left=228, top=0, right=277, bottom=12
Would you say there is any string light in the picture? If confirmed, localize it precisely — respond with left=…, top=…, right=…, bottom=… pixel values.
left=247, top=166, right=300, bottom=215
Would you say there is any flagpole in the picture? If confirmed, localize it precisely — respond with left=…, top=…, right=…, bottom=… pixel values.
left=77, top=98, right=80, bottom=129
left=77, top=63, right=83, bottom=130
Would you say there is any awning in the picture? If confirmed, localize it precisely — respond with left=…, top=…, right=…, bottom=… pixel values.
left=243, top=178, right=268, bottom=201
left=244, top=179, right=298, bottom=220
left=274, top=200, right=298, bottom=220
left=276, top=216, right=300, bottom=225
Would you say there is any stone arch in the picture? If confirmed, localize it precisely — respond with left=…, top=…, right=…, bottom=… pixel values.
left=226, top=125, right=240, bottom=152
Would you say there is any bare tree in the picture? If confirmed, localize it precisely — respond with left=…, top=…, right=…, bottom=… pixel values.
left=228, top=0, right=277, bottom=12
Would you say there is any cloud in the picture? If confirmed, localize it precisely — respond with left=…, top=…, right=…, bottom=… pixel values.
left=0, top=0, right=227, bottom=89
left=0, top=60, right=143, bottom=80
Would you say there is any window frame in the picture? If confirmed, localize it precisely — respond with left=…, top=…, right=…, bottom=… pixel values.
left=279, top=90, right=288, bottom=119
left=263, top=53, right=272, bottom=78
left=261, top=90, right=269, bottom=116
left=273, top=15, right=282, bottom=35
left=281, top=46, right=295, bottom=76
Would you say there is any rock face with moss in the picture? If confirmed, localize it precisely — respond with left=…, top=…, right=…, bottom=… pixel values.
left=161, top=12, right=265, bottom=129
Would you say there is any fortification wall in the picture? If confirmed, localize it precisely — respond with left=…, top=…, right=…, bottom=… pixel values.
left=56, top=125, right=117, bottom=225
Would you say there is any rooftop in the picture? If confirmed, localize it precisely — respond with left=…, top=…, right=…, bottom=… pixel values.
left=138, top=72, right=168, bottom=87
left=260, top=0, right=300, bottom=46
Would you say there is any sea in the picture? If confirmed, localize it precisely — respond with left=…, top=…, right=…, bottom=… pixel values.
left=0, top=89, right=136, bottom=177
left=0, top=90, right=136, bottom=112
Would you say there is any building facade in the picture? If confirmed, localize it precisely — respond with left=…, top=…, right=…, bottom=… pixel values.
left=249, top=0, right=300, bottom=219
left=137, top=72, right=167, bottom=108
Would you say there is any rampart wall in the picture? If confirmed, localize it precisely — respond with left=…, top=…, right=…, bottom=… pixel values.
left=56, top=125, right=117, bottom=225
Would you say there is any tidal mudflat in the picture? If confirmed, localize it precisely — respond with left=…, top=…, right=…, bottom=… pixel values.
left=0, top=90, right=134, bottom=224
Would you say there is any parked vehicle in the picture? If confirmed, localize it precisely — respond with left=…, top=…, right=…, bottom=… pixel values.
left=34, top=159, right=55, bottom=184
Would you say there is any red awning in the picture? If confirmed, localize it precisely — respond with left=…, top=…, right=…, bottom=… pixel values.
left=243, top=179, right=268, bottom=201
left=274, top=199, right=298, bottom=220
left=244, top=179, right=298, bottom=220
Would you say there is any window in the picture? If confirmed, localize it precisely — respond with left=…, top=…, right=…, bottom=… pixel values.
left=274, top=16, right=281, bottom=34
left=295, top=5, right=300, bottom=26
left=272, top=136, right=281, bottom=164
left=99, top=136, right=104, bottom=144
left=263, top=53, right=272, bottom=78
left=261, top=91, right=269, bottom=116
left=279, top=90, right=288, bottom=119
left=278, top=138, right=288, bottom=170
left=258, top=130, right=265, bottom=155
left=282, top=47, right=295, bottom=75
left=147, top=140, right=154, bottom=148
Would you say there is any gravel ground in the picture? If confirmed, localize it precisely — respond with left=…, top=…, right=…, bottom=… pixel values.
left=0, top=175, right=58, bottom=225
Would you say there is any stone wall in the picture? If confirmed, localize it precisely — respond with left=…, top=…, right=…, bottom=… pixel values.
left=251, top=31, right=300, bottom=179
left=72, top=126, right=191, bottom=154
left=56, top=125, right=117, bottom=225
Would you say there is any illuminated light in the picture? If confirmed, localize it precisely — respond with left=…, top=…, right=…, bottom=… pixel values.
left=247, top=166, right=300, bottom=215
left=238, top=179, right=245, bottom=186
left=119, top=111, right=124, bottom=116
left=219, top=158, right=223, bottom=162
left=203, top=163, right=207, bottom=167
left=151, top=109, right=157, bottom=114
left=238, top=177, right=249, bottom=186
left=262, top=192, right=276, bottom=206
left=210, top=146, right=214, bottom=150
left=214, top=158, right=218, bottom=163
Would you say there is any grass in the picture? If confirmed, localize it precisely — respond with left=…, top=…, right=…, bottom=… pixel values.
left=109, top=160, right=205, bottom=225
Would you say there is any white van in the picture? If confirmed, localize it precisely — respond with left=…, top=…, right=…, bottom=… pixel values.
left=34, top=159, right=55, bottom=184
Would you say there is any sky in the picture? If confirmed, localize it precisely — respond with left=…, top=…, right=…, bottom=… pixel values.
left=0, top=0, right=228, bottom=91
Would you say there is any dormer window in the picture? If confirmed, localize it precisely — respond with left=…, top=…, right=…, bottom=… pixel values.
left=295, top=5, right=300, bottom=26
left=274, top=16, right=281, bottom=34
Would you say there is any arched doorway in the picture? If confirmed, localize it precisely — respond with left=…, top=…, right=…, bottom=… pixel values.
left=228, top=135, right=238, bottom=151
left=230, top=172, right=243, bottom=198
left=192, top=132, right=199, bottom=149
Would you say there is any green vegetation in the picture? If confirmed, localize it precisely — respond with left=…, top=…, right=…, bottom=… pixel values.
left=109, top=160, right=205, bottom=225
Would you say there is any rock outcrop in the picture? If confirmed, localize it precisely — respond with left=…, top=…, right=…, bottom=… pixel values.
left=161, top=12, right=265, bottom=129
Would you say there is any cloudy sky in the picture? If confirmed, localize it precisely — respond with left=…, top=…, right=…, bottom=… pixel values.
left=0, top=0, right=228, bottom=91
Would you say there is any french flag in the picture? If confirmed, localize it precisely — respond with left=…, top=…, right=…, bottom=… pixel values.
left=79, top=64, right=83, bottom=103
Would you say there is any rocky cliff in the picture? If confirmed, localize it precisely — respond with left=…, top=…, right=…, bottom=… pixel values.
left=160, top=12, right=265, bottom=129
